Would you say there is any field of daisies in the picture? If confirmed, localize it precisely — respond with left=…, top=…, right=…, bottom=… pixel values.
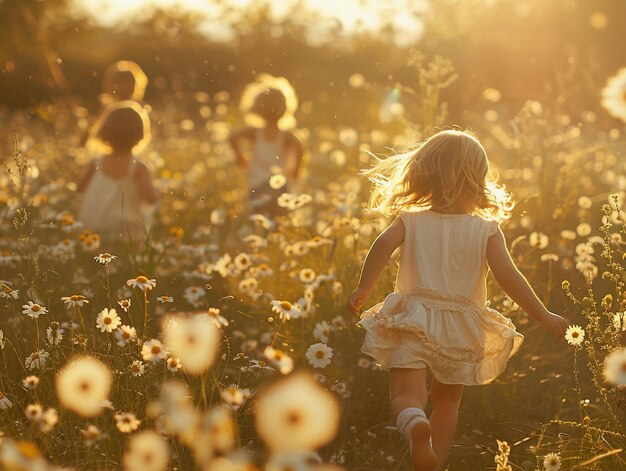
left=3, top=47, right=626, bottom=471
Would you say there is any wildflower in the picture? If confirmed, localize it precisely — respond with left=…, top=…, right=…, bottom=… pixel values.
left=0, top=283, right=19, bottom=299
left=576, top=223, right=592, bottom=236
left=255, top=372, right=340, bottom=451
left=123, top=429, right=169, bottom=471
left=127, top=275, right=157, bottom=291
left=47, top=322, right=65, bottom=346
left=118, top=298, right=132, bottom=312
left=0, top=330, right=4, bottom=349
left=156, top=295, right=174, bottom=304
left=238, top=277, right=258, bottom=294
left=543, top=452, right=561, bottom=471
left=220, top=385, right=250, bottom=410
left=183, top=286, right=205, bottom=304
left=21, top=301, right=48, bottom=319
left=234, top=253, right=253, bottom=271
left=25, top=404, right=43, bottom=421
left=269, top=174, right=287, bottom=189
left=38, top=408, right=58, bottom=433
left=114, top=412, right=141, bottom=433
left=271, top=300, right=301, bottom=320
left=306, top=343, right=334, bottom=369
left=166, top=357, right=182, bottom=372
left=22, top=375, right=40, bottom=390
left=565, top=325, right=585, bottom=346
left=25, top=350, right=49, bottom=370
left=61, top=294, right=89, bottom=309
left=142, top=339, right=169, bottom=364
left=263, top=346, right=294, bottom=375
left=82, top=424, right=103, bottom=446
left=206, top=307, right=229, bottom=328
left=299, top=268, right=316, bottom=284
left=129, top=360, right=146, bottom=377
left=95, top=308, right=121, bottom=333
left=94, top=252, right=117, bottom=265
left=313, top=321, right=332, bottom=343
left=186, top=405, right=236, bottom=463
left=603, top=347, right=626, bottom=385
left=529, top=232, right=549, bottom=249
left=56, top=356, right=112, bottom=417
left=0, top=391, right=12, bottom=409
left=162, top=314, right=219, bottom=375
left=116, top=325, right=137, bottom=346
left=602, top=68, right=626, bottom=123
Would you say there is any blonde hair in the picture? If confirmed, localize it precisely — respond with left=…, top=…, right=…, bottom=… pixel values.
left=89, top=101, right=151, bottom=154
left=365, top=129, right=512, bottom=222
left=239, top=74, right=298, bottom=129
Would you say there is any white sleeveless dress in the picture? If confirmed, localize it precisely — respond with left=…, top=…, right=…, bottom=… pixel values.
left=78, top=157, right=152, bottom=242
left=247, top=129, right=286, bottom=210
left=358, top=210, right=524, bottom=385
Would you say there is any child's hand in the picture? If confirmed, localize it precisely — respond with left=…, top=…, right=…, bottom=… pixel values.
left=538, top=310, right=568, bottom=341
left=347, top=287, right=371, bottom=315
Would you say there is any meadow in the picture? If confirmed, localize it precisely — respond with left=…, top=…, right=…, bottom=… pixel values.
left=2, top=1, right=626, bottom=470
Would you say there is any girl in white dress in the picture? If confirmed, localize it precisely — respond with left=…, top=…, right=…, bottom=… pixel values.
left=229, top=78, right=303, bottom=215
left=78, top=101, right=159, bottom=244
left=347, top=129, right=568, bottom=471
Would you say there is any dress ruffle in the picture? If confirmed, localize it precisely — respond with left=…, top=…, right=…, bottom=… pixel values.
left=358, top=287, right=524, bottom=386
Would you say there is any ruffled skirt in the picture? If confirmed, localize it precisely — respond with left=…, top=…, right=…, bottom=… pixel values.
left=358, top=287, right=524, bottom=386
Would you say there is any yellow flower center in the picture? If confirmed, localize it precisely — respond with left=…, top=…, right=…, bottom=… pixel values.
left=70, top=295, right=81, bottom=301
left=315, top=350, right=325, bottom=359
left=32, top=305, right=41, bottom=312
left=572, top=332, right=579, bottom=338
left=280, top=301, right=292, bottom=310
left=104, top=317, right=112, bottom=325
left=151, top=346, right=161, bottom=354
left=136, top=276, right=149, bottom=283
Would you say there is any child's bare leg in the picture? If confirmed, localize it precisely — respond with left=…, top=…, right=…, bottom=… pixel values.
left=429, top=379, right=463, bottom=470
left=389, top=368, right=436, bottom=471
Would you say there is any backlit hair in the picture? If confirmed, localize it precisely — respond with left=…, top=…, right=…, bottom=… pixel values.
left=364, top=129, right=513, bottom=222
left=239, top=74, right=298, bottom=129
left=89, top=101, right=151, bottom=154
left=102, top=60, right=148, bottom=102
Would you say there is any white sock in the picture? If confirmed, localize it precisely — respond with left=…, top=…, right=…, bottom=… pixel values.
left=396, top=407, right=427, bottom=445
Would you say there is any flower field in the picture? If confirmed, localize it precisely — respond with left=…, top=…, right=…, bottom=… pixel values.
left=3, top=1, right=626, bottom=470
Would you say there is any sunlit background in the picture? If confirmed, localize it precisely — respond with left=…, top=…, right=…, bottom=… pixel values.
left=2, top=0, right=626, bottom=470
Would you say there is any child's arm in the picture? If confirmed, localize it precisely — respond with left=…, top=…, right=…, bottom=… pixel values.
left=487, top=226, right=568, bottom=340
left=135, top=162, right=160, bottom=204
left=286, top=132, right=304, bottom=180
left=347, top=217, right=405, bottom=314
left=228, top=127, right=255, bottom=168
left=76, top=161, right=96, bottom=193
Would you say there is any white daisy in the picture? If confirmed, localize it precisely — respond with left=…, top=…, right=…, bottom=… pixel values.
left=306, top=343, right=334, bottom=369
left=82, top=424, right=103, bottom=446
left=162, top=314, right=219, bottom=375
left=156, top=295, right=174, bottom=304
left=123, top=429, right=169, bottom=471
left=22, top=375, right=40, bottom=390
left=206, top=307, right=229, bottom=328
left=543, top=452, right=561, bottom=471
left=61, top=294, right=89, bottom=309
left=166, top=357, right=182, bottom=372
left=96, top=308, right=122, bottom=333
left=94, top=252, right=117, bottom=265
left=142, top=339, right=169, bottom=364
left=129, top=360, right=146, bottom=377
left=21, top=301, right=48, bottom=319
left=604, top=347, right=626, bottom=385
left=0, top=391, right=12, bottom=409
left=271, top=300, right=301, bottom=320
left=56, top=355, right=112, bottom=417
left=118, top=298, right=132, bottom=312
left=114, top=412, right=141, bottom=433
left=25, top=349, right=49, bottom=370
left=127, top=275, right=157, bottom=291
left=263, top=346, right=294, bottom=375
left=313, top=321, right=332, bottom=343
left=565, top=325, right=585, bottom=346
left=116, top=325, right=137, bottom=346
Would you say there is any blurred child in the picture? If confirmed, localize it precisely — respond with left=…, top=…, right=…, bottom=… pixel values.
left=77, top=101, right=159, bottom=244
left=101, top=60, right=148, bottom=104
left=228, top=75, right=303, bottom=215
left=347, top=130, right=568, bottom=471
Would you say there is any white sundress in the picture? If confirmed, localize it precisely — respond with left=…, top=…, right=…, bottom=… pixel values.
left=358, top=210, right=524, bottom=386
left=78, top=157, right=152, bottom=242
